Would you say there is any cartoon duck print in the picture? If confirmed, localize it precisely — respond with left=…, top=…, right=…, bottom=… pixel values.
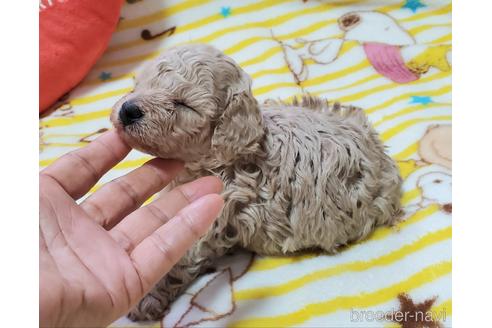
left=403, top=165, right=451, bottom=215
left=417, top=171, right=452, bottom=214
left=278, top=11, right=451, bottom=84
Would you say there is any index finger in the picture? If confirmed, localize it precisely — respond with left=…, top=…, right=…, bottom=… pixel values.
left=130, top=194, right=224, bottom=293
left=40, top=130, right=131, bottom=199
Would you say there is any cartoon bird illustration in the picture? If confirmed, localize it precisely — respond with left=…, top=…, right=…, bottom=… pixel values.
left=275, top=35, right=343, bottom=84
left=416, top=171, right=452, bottom=214
left=277, top=11, right=451, bottom=84
left=403, top=166, right=452, bottom=215
left=339, top=11, right=452, bottom=83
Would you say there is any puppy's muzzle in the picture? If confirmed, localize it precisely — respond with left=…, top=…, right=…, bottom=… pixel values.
left=119, top=101, right=144, bottom=126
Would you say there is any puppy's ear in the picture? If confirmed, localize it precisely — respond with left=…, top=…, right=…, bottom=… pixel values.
left=222, top=51, right=252, bottom=88
left=211, top=91, right=264, bottom=163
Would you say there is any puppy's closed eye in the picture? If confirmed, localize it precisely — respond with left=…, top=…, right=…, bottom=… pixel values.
left=174, top=101, right=198, bottom=114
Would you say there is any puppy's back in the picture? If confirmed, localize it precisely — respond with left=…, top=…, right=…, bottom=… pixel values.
left=250, top=96, right=402, bottom=254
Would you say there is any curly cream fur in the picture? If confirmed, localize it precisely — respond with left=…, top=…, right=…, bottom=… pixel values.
left=110, top=44, right=403, bottom=321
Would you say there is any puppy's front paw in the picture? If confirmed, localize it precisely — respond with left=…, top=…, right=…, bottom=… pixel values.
left=127, top=293, right=169, bottom=322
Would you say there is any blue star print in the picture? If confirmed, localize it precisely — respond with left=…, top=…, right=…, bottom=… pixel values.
left=220, top=6, right=231, bottom=17
left=99, top=72, right=112, bottom=81
left=402, top=0, right=426, bottom=13
left=410, top=96, right=433, bottom=105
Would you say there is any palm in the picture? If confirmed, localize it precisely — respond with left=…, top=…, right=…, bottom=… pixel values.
left=40, top=179, right=138, bottom=326
left=39, top=131, right=223, bottom=327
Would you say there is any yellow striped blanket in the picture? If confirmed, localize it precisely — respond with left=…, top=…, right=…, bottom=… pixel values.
left=39, top=0, right=452, bottom=326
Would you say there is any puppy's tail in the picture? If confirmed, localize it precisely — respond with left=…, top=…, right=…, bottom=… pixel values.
left=290, top=93, right=365, bottom=117
left=268, top=94, right=365, bottom=118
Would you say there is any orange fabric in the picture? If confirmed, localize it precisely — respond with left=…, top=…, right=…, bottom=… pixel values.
left=39, top=0, right=124, bottom=113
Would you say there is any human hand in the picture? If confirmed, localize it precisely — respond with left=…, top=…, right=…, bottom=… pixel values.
left=39, top=130, right=223, bottom=327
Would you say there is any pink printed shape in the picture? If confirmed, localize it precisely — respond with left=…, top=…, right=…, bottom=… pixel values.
left=363, top=42, right=419, bottom=83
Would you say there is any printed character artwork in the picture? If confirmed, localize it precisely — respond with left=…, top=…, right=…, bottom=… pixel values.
left=400, top=124, right=452, bottom=215
left=392, top=123, right=452, bottom=216
left=418, top=124, right=451, bottom=170
left=415, top=171, right=452, bottom=214
left=276, top=11, right=451, bottom=84
left=162, top=252, right=254, bottom=327
left=273, top=31, right=344, bottom=84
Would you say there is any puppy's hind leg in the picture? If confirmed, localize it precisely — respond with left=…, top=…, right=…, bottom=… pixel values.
left=127, top=241, right=224, bottom=321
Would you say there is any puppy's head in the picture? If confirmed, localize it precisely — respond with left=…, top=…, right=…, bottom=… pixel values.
left=111, top=44, right=263, bottom=163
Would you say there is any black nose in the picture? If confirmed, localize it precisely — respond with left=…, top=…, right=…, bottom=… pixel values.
left=119, top=101, right=143, bottom=126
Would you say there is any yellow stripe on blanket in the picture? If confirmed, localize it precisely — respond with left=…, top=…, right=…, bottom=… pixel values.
left=336, top=70, right=450, bottom=103
left=303, top=58, right=370, bottom=89
left=433, top=34, right=452, bottom=44
left=373, top=102, right=450, bottom=128
left=370, top=204, right=440, bottom=241
left=236, top=226, right=450, bottom=300
left=380, top=115, right=452, bottom=142
left=408, top=23, right=452, bottom=35
left=231, top=261, right=451, bottom=327
left=401, top=188, right=421, bottom=206
left=70, top=88, right=131, bottom=106
left=250, top=67, right=291, bottom=80
left=251, top=254, right=319, bottom=272
left=40, top=155, right=151, bottom=169
left=314, top=74, right=382, bottom=95
left=393, top=142, right=420, bottom=161
left=400, top=4, right=452, bottom=23
left=307, top=67, right=447, bottom=104
left=367, top=84, right=451, bottom=115
left=40, top=108, right=111, bottom=128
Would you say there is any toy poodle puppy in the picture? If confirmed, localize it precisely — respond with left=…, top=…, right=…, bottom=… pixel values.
left=110, top=43, right=403, bottom=321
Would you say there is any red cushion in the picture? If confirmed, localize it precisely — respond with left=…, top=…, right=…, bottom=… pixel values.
left=40, top=0, right=124, bottom=113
